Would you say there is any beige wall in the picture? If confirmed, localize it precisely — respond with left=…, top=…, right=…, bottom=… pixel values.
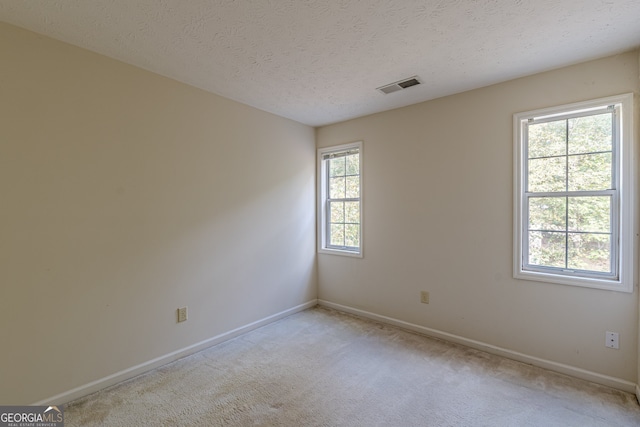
left=0, top=23, right=316, bottom=404
left=317, top=51, right=640, bottom=385
left=1, top=20, right=638, bottom=405
left=638, top=51, right=640, bottom=400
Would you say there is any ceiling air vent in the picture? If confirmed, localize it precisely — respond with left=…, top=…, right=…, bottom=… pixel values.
left=377, top=76, right=422, bottom=94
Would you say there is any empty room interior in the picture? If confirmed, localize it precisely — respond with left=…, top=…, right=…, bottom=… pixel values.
left=2, top=1, right=640, bottom=425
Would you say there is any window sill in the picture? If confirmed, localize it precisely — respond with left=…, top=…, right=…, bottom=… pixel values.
left=514, top=269, right=632, bottom=293
left=318, top=248, right=363, bottom=258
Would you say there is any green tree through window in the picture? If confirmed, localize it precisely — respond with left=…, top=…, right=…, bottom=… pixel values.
left=526, top=112, right=613, bottom=273
left=328, top=152, right=360, bottom=248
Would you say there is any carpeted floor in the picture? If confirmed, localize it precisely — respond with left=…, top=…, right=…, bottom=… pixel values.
left=65, top=306, right=640, bottom=426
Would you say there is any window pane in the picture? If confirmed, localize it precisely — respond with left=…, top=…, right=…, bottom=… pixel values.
left=568, top=196, right=610, bottom=233
left=528, top=120, right=566, bottom=158
left=528, top=157, right=566, bottom=192
left=329, top=202, right=344, bottom=223
left=528, top=197, right=566, bottom=231
left=568, top=153, right=611, bottom=191
left=528, top=231, right=566, bottom=268
left=346, top=154, right=359, bottom=175
left=568, top=233, right=611, bottom=273
left=330, top=223, right=344, bottom=246
left=568, top=113, right=612, bottom=155
left=321, top=144, right=362, bottom=255
left=515, top=96, right=630, bottom=285
left=329, top=157, right=345, bottom=177
left=346, top=176, right=359, bottom=198
left=344, top=201, right=359, bottom=224
left=329, top=177, right=345, bottom=199
left=345, top=224, right=360, bottom=248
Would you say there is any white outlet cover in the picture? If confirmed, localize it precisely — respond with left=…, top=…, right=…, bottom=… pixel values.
left=605, top=331, right=619, bottom=349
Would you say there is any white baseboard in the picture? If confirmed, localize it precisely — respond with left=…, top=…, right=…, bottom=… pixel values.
left=33, top=299, right=318, bottom=406
left=318, top=299, right=637, bottom=394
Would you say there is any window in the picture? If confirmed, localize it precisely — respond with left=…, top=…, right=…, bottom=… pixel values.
left=514, top=94, right=634, bottom=292
left=318, top=142, right=362, bottom=257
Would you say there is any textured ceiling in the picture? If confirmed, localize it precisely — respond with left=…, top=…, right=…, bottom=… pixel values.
left=1, top=0, right=640, bottom=126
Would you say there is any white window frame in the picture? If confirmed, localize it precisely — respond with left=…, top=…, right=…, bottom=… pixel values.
left=318, top=141, right=363, bottom=258
left=513, top=93, right=635, bottom=292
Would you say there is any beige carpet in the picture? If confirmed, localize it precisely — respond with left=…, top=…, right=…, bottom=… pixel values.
left=65, top=306, right=640, bottom=426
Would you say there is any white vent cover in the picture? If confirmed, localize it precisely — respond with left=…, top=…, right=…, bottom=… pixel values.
left=377, top=76, right=422, bottom=94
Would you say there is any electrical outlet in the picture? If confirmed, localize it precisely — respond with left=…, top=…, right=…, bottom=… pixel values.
left=177, top=307, right=188, bottom=323
left=420, top=291, right=429, bottom=304
left=605, top=331, right=619, bottom=349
